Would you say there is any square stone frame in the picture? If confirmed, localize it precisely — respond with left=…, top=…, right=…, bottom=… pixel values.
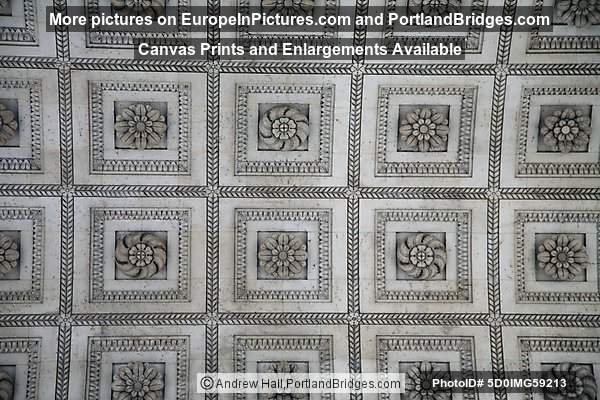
left=89, top=80, right=192, bottom=175
left=0, top=207, right=44, bottom=303
left=233, top=335, right=334, bottom=400
left=514, top=210, right=600, bottom=303
left=381, top=0, right=487, bottom=53
left=84, top=0, right=190, bottom=48
left=376, top=335, right=477, bottom=400
left=234, top=208, right=332, bottom=301
left=234, top=83, right=335, bottom=176
left=516, top=86, right=600, bottom=177
left=85, top=335, right=189, bottom=400
left=374, top=209, right=472, bottom=302
left=375, top=86, right=477, bottom=177
left=0, top=337, right=41, bottom=399
left=90, top=207, right=192, bottom=302
left=518, top=337, right=600, bottom=400
left=0, top=78, right=42, bottom=173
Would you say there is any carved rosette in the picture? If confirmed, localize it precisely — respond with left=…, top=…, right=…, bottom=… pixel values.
left=399, top=107, right=449, bottom=152
left=0, top=102, right=18, bottom=146
left=111, top=361, right=165, bottom=400
left=258, top=232, right=308, bottom=279
left=540, top=108, right=591, bottom=153
left=397, top=233, right=447, bottom=280
left=0, top=233, right=19, bottom=278
left=405, top=362, right=451, bottom=400
left=544, top=363, right=598, bottom=400
left=115, top=232, right=167, bottom=279
left=536, top=234, right=589, bottom=281
left=0, top=370, right=13, bottom=400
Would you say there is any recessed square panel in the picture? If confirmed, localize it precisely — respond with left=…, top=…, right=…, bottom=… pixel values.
left=375, top=86, right=477, bottom=177
left=235, top=208, right=331, bottom=301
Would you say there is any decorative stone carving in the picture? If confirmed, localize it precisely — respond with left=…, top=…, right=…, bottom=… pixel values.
left=258, top=105, right=310, bottom=151
left=262, top=361, right=307, bottom=400
left=115, top=232, right=167, bottom=280
left=111, top=0, right=166, bottom=18
left=536, top=234, right=589, bottom=281
left=404, top=362, right=451, bottom=400
left=0, top=232, right=18, bottom=279
left=261, top=0, right=315, bottom=17
left=235, top=84, right=334, bottom=175
left=235, top=208, right=331, bottom=301
left=377, top=86, right=477, bottom=176
left=0, top=370, right=13, bottom=400
left=0, top=102, right=17, bottom=146
left=555, top=0, right=600, bottom=27
left=114, top=104, right=168, bottom=150
left=517, top=87, right=599, bottom=176
left=543, top=363, right=597, bottom=400
left=376, top=210, right=472, bottom=302
left=407, top=0, right=461, bottom=17
left=90, top=81, right=190, bottom=174
left=396, top=233, right=447, bottom=280
left=257, top=232, right=308, bottom=279
left=540, top=108, right=591, bottom=153
left=398, top=107, right=449, bottom=152
left=87, top=336, right=188, bottom=400
left=111, top=361, right=165, bottom=400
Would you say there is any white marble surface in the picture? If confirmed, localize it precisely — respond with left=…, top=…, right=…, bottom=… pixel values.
left=0, top=0, right=599, bottom=399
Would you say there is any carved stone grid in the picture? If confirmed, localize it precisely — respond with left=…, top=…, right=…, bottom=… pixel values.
left=0, top=1, right=599, bottom=397
left=234, top=208, right=332, bottom=301
left=89, top=80, right=191, bottom=174
left=0, top=337, right=41, bottom=399
left=85, top=335, right=189, bottom=400
left=84, top=0, right=190, bottom=47
left=0, top=0, right=37, bottom=44
left=514, top=210, right=600, bottom=303
left=376, top=86, right=476, bottom=176
left=0, top=78, right=42, bottom=172
left=0, top=207, right=44, bottom=303
left=235, top=84, right=335, bottom=175
left=233, top=335, right=333, bottom=400
left=528, top=0, right=600, bottom=52
left=376, top=336, right=476, bottom=400
left=519, top=337, right=600, bottom=400
left=516, top=86, right=600, bottom=177
left=90, top=208, right=191, bottom=302
left=375, top=209, right=472, bottom=301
